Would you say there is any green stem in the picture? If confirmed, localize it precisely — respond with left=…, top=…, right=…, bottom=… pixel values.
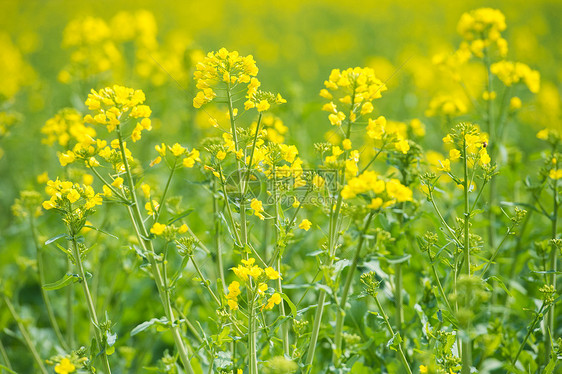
left=273, top=193, right=290, bottom=356
left=69, top=235, right=112, bottom=373
left=213, top=181, right=226, bottom=292
left=29, top=216, right=69, bottom=350
left=66, top=257, right=75, bottom=348
left=373, top=294, right=412, bottom=374
left=154, top=158, right=177, bottom=222
left=546, top=175, right=558, bottom=361
left=3, top=295, right=49, bottom=374
left=0, top=339, right=11, bottom=369
left=510, top=303, right=547, bottom=371
left=461, top=134, right=472, bottom=374
left=483, top=46, right=496, bottom=253
left=116, top=129, right=195, bottom=374
left=333, top=212, right=374, bottom=363
left=248, top=294, right=258, bottom=374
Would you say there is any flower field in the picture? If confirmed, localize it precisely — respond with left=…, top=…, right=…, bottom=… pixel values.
left=1, top=1, right=562, bottom=373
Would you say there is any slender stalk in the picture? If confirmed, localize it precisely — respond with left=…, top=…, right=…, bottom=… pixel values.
left=483, top=46, right=497, bottom=252
left=373, top=294, right=412, bottom=374
left=29, top=215, right=69, bottom=350
left=213, top=180, right=226, bottom=292
left=68, top=236, right=112, bottom=373
left=273, top=192, right=290, bottom=356
left=115, top=128, right=195, bottom=374
left=461, top=134, right=472, bottom=374
left=66, top=257, right=75, bottom=348
left=0, top=339, right=11, bottom=369
left=154, top=158, right=177, bottom=222
left=545, top=175, right=558, bottom=360
left=248, top=294, right=258, bottom=374
left=3, top=295, right=49, bottom=374
left=333, top=212, right=374, bottom=363
left=510, top=303, right=547, bottom=372
left=394, top=263, right=404, bottom=335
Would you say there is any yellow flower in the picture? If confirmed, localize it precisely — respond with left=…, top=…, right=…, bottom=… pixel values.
left=66, top=189, right=81, bottom=204
left=299, top=219, right=312, bottom=231
left=150, top=222, right=166, bottom=236
left=479, top=148, right=491, bottom=166
left=537, top=129, right=549, bottom=140
left=510, top=97, right=522, bottom=110
left=227, top=299, right=239, bottom=310
left=368, top=197, right=383, bottom=210
left=170, top=143, right=186, bottom=157
left=216, top=150, right=226, bottom=161
left=111, top=177, right=124, bottom=189
left=395, top=139, right=410, bottom=154
left=250, top=198, right=265, bottom=220
left=342, top=139, right=352, bottom=150
left=264, top=293, right=282, bottom=310
left=178, top=224, right=188, bottom=234
left=419, top=365, right=428, bottom=374
left=55, top=358, right=76, bottom=374
left=265, top=267, right=281, bottom=280
left=37, top=172, right=49, bottom=184
left=256, top=100, right=270, bottom=112
left=549, top=169, right=562, bottom=180
left=449, top=149, right=461, bottom=161
left=439, top=159, right=451, bottom=172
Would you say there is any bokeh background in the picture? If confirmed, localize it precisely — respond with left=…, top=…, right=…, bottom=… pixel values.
left=1, top=1, right=562, bottom=372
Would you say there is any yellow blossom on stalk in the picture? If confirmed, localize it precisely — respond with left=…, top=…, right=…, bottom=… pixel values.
left=457, top=8, right=507, bottom=57
left=37, top=172, right=49, bottom=184
left=395, top=138, right=410, bottom=154
left=170, top=143, right=186, bottom=156
left=42, top=179, right=103, bottom=212
left=510, top=97, right=522, bottom=110
left=425, top=95, right=467, bottom=118
left=145, top=200, right=159, bottom=216
left=84, top=85, right=150, bottom=133
left=250, top=198, right=265, bottom=220
left=55, top=358, right=76, bottom=374
left=438, top=159, right=451, bottom=172
left=342, top=139, right=352, bottom=150
left=479, top=148, right=491, bottom=165
left=386, top=179, right=413, bottom=202
left=258, top=283, right=268, bottom=295
left=491, top=61, right=540, bottom=93
left=263, top=293, right=282, bottom=310
left=419, top=365, right=428, bottom=374
left=367, top=116, right=386, bottom=139
left=449, top=149, right=461, bottom=161
left=42, top=108, right=96, bottom=147
left=550, top=169, right=562, bottom=180
left=410, top=118, right=426, bottom=137
left=141, top=183, right=151, bottom=198
left=216, top=150, right=227, bottom=160
left=321, top=67, right=387, bottom=127
left=150, top=222, right=166, bottom=235
left=265, top=267, right=281, bottom=280
left=299, top=219, right=312, bottom=231
left=111, top=177, right=124, bottom=189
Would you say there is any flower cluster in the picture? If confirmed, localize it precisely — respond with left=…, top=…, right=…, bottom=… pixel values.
left=150, top=222, right=189, bottom=237
left=457, top=8, right=508, bottom=58
left=491, top=61, right=540, bottom=93
left=193, top=48, right=259, bottom=108
left=153, top=142, right=200, bottom=168
left=42, top=108, right=96, bottom=147
left=341, top=171, right=413, bottom=209
left=84, top=85, right=151, bottom=136
left=42, top=178, right=104, bottom=212
left=59, top=16, right=121, bottom=83
left=425, top=95, right=467, bottom=118
left=320, top=67, right=387, bottom=126
left=227, top=258, right=282, bottom=311
left=438, top=123, right=491, bottom=174
left=366, top=116, right=411, bottom=154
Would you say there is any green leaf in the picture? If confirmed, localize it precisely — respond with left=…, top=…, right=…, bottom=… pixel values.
left=280, top=293, right=297, bottom=318
left=0, top=364, right=18, bottom=374
left=543, top=355, right=557, bottom=374
left=45, top=233, right=67, bottom=245
left=386, top=332, right=402, bottom=351
left=485, top=276, right=513, bottom=297
left=43, top=273, right=82, bottom=290
left=167, top=209, right=194, bottom=225
left=84, top=225, right=118, bottom=239
left=131, top=317, right=168, bottom=336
